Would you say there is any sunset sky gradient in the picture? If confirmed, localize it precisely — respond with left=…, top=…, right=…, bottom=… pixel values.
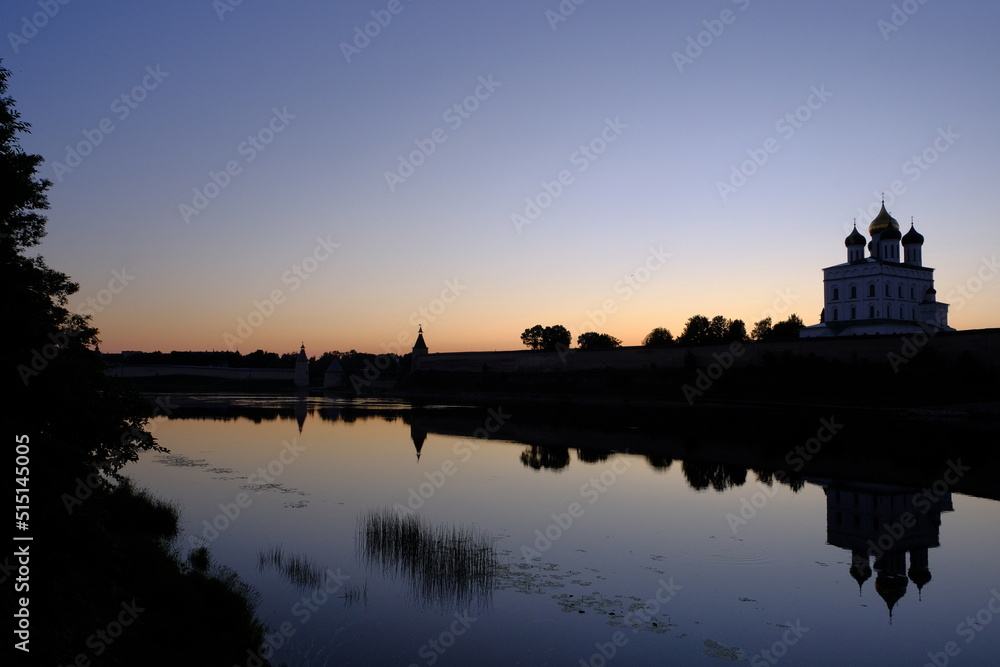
left=7, top=0, right=999, bottom=353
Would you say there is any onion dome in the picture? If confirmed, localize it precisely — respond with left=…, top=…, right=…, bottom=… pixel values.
left=868, top=202, right=900, bottom=236
left=845, top=225, right=866, bottom=247
left=902, top=223, right=924, bottom=245
left=880, top=225, right=902, bottom=240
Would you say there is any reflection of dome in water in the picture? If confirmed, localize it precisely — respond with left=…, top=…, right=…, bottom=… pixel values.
left=909, top=562, right=932, bottom=601
left=869, top=202, right=900, bottom=236
left=850, top=550, right=872, bottom=594
left=875, top=573, right=908, bottom=621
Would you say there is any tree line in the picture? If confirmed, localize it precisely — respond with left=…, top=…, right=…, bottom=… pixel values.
left=520, top=314, right=804, bottom=351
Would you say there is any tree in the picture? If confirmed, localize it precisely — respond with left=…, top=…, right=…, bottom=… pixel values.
left=751, top=317, right=773, bottom=341
left=577, top=332, right=622, bottom=350
left=726, top=319, right=748, bottom=343
left=770, top=314, right=805, bottom=341
left=521, top=324, right=570, bottom=351
left=678, top=315, right=711, bottom=345
left=2, top=61, right=158, bottom=473
left=708, top=315, right=729, bottom=343
left=520, top=324, right=545, bottom=350
left=642, top=327, right=674, bottom=347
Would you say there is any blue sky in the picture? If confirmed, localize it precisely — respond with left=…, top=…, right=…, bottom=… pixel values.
left=6, top=0, right=999, bottom=352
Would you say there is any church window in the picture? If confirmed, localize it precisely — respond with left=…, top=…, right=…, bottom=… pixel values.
left=911, top=286, right=915, bottom=299
left=833, top=288, right=839, bottom=301
left=868, top=284, right=876, bottom=297
left=869, top=305, right=875, bottom=318
left=885, top=283, right=890, bottom=297
left=898, top=285, right=904, bottom=298
left=850, top=286, right=857, bottom=299
left=887, top=305, right=891, bottom=318
left=833, top=308, right=839, bottom=321
left=851, top=307, right=856, bottom=319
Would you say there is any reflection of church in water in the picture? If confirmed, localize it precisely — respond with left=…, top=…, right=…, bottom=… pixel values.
left=818, top=479, right=953, bottom=621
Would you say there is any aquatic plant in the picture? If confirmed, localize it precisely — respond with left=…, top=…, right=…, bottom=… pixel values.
left=357, top=507, right=503, bottom=610
left=258, top=544, right=328, bottom=589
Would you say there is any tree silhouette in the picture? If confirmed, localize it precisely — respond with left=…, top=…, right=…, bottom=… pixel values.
left=771, top=314, right=805, bottom=341
left=2, top=62, right=158, bottom=473
left=679, top=315, right=711, bottom=345
left=521, top=324, right=571, bottom=351
left=642, top=327, right=674, bottom=347
left=751, top=317, right=773, bottom=341
left=577, top=331, right=622, bottom=350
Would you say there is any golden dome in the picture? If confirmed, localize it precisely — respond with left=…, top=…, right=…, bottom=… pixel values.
left=869, top=202, right=900, bottom=236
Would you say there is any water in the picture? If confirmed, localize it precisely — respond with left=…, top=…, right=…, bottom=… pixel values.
left=124, top=394, right=1000, bottom=666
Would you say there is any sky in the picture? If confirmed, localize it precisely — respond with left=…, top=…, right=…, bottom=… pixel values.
left=6, top=0, right=999, bottom=354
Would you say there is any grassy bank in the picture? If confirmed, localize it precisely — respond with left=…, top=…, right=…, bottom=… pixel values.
left=32, top=439, right=269, bottom=666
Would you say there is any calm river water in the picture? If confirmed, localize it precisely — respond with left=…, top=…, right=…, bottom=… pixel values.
left=124, top=394, right=1000, bottom=666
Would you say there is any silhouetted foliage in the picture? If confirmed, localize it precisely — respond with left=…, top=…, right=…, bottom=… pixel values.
left=519, top=445, right=571, bottom=470
left=679, top=315, right=747, bottom=345
left=577, top=331, right=622, bottom=350
left=770, top=314, right=805, bottom=341
left=520, top=324, right=571, bottom=351
left=2, top=62, right=159, bottom=473
left=751, top=317, right=773, bottom=341
left=679, top=315, right=712, bottom=345
left=751, top=314, right=804, bottom=341
left=682, top=460, right=748, bottom=491
left=642, top=327, right=675, bottom=347
left=2, top=62, right=267, bottom=664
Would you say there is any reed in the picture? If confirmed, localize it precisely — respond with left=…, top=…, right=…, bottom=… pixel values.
left=257, top=544, right=327, bottom=589
left=357, top=507, right=502, bottom=610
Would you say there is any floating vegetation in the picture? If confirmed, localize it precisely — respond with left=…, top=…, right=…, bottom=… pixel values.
left=154, top=453, right=210, bottom=468
left=340, top=581, right=368, bottom=608
left=258, top=544, right=327, bottom=589
left=703, top=638, right=744, bottom=661
left=357, top=507, right=503, bottom=611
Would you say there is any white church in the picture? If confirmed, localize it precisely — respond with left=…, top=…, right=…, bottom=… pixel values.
left=800, top=201, right=953, bottom=337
